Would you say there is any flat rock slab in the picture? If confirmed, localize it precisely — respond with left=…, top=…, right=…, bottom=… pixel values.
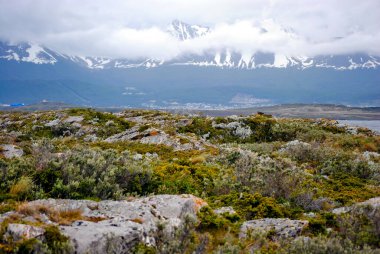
left=28, top=195, right=206, bottom=253
left=240, top=218, right=308, bottom=239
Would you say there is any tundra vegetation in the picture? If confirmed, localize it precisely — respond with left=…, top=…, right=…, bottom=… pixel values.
left=0, top=108, right=379, bottom=253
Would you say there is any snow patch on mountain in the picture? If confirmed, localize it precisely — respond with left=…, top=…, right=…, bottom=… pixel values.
left=21, top=43, right=57, bottom=64
left=168, top=20, right=210, bottom=41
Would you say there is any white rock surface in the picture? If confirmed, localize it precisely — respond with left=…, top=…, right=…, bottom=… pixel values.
left=5, top=223, right=45, bottom=241
left=25, top=195, right=207, bottom=253
left=240, top=218, right=308, bottom=239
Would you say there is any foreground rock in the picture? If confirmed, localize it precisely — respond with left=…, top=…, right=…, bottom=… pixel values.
left=239, top=218, right=308, bottom=239
left=1, top=195, right=207, bottom=254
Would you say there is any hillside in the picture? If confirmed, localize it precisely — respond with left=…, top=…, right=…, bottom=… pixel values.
left=0, top=109, right=379, bottom=253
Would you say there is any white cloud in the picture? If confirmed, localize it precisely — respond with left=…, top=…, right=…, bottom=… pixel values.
left=0, top=0, right=379, bottom=59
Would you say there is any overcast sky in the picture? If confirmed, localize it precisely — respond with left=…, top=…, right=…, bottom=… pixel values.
left=0, top=0, right=379, bottom=59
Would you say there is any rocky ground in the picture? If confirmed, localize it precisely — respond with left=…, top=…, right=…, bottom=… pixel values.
left=0, top=108, right=379, bottom=253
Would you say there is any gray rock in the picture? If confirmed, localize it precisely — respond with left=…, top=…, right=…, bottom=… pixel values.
left=105, top=120, right=115, bottom=126
left=105, top=126, right=141, bottom=142
left=1, top=144, right=23, bottom=158
left=45, top=119, right=60, bottom=127
left=72, top=122, right=82, bottom=128
left=240, top=218, right=308, bottom=239
left=64, top=116, right=84, bottom=124
left=26, top=195, right=207, bottom=253
left=214, top=207, right=236, bottom=216
left=234, top=126, right=252, bottom=139
left=332, top=197, right=380, bottom=214
left=5, top=223, right=45, bottom=242
left=84, top=134, right=98, bottom=142
left=132, top=153, right=143, bottom=160
left=279, top=140, right=311, bottom=153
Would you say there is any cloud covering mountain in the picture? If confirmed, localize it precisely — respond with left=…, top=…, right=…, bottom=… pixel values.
left=1, top=0, right=379, bottom=60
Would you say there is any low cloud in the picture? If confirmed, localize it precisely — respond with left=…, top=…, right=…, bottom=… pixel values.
left=230, top=93, right=271, bottom=105
left=0, top=0, right=379, bottom=59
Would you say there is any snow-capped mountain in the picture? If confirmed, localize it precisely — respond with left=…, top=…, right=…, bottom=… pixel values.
left=168, top=19, right=210, bottom=40
left=1, top=20, right=379, bottom=71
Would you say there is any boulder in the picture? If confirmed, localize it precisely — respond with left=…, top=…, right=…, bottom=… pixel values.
left=240, top=218, right=308, bottom=239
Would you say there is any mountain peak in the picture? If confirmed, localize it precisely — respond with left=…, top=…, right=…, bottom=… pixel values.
left=168, top=20, right=210, bottom=41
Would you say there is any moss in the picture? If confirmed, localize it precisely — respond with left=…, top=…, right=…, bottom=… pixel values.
left=132, top=243, right=157, bottom=254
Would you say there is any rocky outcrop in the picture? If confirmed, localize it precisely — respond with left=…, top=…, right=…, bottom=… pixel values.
left=239, top=218, right=308, bottom=239
left=332, top=197, right=380, bottom=215
left=212, top=121, right=252, bottom=139
left=1, top=195, right=207, bottom=254
left=105, top=127, right=206, bottom=151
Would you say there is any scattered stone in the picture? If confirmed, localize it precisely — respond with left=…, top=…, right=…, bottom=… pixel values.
left=303, top=212, right=316, bottom=218
left=105, top=120, right=115, bottom=126
left=214, top=207, right=236, bottom=216
left=133, top=153, right=143, bottom=160
left=105, top=126, right=141, bottom=142
left=72, top=122, right=82, bottom=128
left=279, top=140, right=311, bottom=154
left=45, top=119, right=60, bottom=127
left=1, top=144, right=24, bottom=158
left=240, top=218, right=308, bottom=239
left=363, top=151, right=380, bottom=160
left=84, top=134, right=98, bottom=142
left=234, top=126, right=252, bottom=139
left=64, top=116, right=84, bottom=124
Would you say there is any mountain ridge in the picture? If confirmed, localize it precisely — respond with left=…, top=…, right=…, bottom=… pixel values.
left=1, top=20, right=379, bottom=70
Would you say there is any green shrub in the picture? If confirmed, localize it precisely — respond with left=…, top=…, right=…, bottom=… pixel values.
left=44, top=225, right=72, bottom=253
left=197, top=206, right=229, bottom=230
left=210, top=193, right=287, bottom=220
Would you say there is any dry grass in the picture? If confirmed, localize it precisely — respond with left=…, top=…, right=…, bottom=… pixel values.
left=50, top=209, right=83, bottom=226
left=16, top=203, right=50, bottom=216
left=16, top=203, right=83, bottom=225
left=190, top=155, right=206, bottom=164
left=16, top=203, right=107, bottom=225
left=130, top=218, right=144, bottom=224
left=9, top=176, right=33, bottom=198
